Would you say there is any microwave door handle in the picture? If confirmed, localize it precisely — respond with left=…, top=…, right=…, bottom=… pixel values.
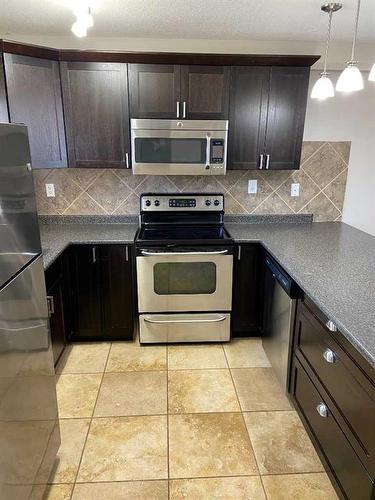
left=205, top=134, right=211, bottom=166
left=140, top=250, right=229, bottom=256
left=144, top=315, right=227, bottom=324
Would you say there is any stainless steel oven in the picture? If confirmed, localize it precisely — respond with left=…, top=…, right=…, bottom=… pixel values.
left=137, top=247, right=233, bottom=313
left=131, top=119, right=228, bottom=175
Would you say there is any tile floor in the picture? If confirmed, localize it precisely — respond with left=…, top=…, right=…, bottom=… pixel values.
left=34, top=337, right=338, bottom=499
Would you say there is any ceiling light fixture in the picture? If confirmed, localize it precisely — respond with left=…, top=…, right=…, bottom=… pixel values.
left=336, top=0, right=364, bottom=92
left=311, top=3, right=342, bottom=100
left=71, top=4, right=93, bottom=38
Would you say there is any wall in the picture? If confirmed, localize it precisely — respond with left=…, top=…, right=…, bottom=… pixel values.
left=33, top=141, right=350, bottom=221
left=305, top=70, right=375, bottom=236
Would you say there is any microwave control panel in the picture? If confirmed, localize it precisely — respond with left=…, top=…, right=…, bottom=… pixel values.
left=210, top=139, right=225, bottom=164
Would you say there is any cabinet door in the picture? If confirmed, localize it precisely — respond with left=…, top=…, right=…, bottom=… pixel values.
left=4, top=54, right=67, bottom=168
left=101, top=245, right=134, bottom=340
left=129, top=64, right=181, bottom=119
left=0, top=53, right=9, bottom=123
left=228, top=67, right=269, bottom=170
left=180, top=65, right=230, bottom=119
left=47, top=278, right=66, bottom=366
left=61, top=62, right=130, bottom=168
left=264, top=67, right=310, bottom=170
left=232, top=244, right=261, bottom=335
left=70, top=245, right=102, bottom=339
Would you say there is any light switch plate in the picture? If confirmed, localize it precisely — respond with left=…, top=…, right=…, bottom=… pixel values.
left=291, top=183, right=300, bottom=197
left=45, top=183, right=55, bottom=198
left=248, top=179, right=258, bottom=194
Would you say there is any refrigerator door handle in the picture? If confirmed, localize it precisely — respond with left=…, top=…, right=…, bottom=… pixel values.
left=47, top=295, right=55, bottom=316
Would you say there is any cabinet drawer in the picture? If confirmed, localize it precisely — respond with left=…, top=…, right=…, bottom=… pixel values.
left=291, top=357, right=374, bottom=500
left=295, top=302, right=375, bottom=472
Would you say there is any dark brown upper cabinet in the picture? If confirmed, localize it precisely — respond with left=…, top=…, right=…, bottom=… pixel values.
left=0, top=54, right=9, bottom=123
left=228, top=66, right=310, bottom=170
left=61, top=62, right=130, bottom=168
left=129, top=64, right=230, bottom=120
left=4, top=54, right=67, bottom=168
left=129, top=64, right=180, bottom=119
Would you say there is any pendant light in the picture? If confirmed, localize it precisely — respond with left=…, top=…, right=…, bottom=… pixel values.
left=311, top=3, right=342, bottom=100
left=369, top=63, right=375, bottom=82
left=336, top=0, right=364, bottom=92
left=71, top=5, right=94, bottom=38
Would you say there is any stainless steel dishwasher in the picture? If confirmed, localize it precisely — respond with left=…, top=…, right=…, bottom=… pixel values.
left=262, top=253, right=301, bottom=393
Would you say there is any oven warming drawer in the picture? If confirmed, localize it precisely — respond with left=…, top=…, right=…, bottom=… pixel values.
left=139, top=313, right=231, bottom=343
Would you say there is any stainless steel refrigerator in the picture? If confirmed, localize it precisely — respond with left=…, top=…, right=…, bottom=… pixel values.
left=0, top=124, right=60, bottom=500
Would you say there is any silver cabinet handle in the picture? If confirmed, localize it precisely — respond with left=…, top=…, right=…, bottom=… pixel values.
left=316, top=402, right=329, bottom=418
left=46, top=295, right=55, bottom=316
left=176, top=101, right=180, bottom=118
left=125, top=152, right=130, bottom=169
left=205, top=134, right=211, bottom=166
left=125, top=245, right=129, bottom=262
left=326, top=320, right=338, bottom=332
left=144, top=315, right=226, bottom=325
left=323, top=348, right=337, bottom=364
left=140, top=250, right=228, bottom=256
left=183, top=101, right=187, bottom=118
left=237, top=245, right=241, bottom=261
left=92, top=247, right=97, bottom=263
left=259, top=154, right=264, bottom=169
left=26, top=162, right=32, bottom=172
left=265, top=154, right=270, bottom=169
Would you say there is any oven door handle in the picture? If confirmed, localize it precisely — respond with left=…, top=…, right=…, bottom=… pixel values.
left=144, top=315, right=227, bottom=324
left=140, top=250, right=229, bottom=256
left=205, top=134, right=211, bottom=166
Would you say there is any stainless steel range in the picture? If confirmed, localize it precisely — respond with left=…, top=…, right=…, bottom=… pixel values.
left=135, top=193, right=233, bottom=343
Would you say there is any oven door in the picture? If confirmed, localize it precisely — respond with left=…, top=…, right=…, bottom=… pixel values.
left=136, top=248, right=233, bottom=313
left=131, top=129, right=226, bottom=175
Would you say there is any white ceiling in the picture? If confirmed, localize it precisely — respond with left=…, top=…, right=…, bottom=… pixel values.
left=0, top=0, right=374, bottom=42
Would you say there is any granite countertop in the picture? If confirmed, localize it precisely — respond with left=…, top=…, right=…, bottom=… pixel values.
left=39, top=218, right=375, bottom=367
left=40, top=222, right=138, bottom=269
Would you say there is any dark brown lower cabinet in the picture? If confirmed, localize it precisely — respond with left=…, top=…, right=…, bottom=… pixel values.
left=70, top=244, right=134, bottom=340
left=290, top=298, right=375, bottom=500
left=231, top=244, right=261, bottom=336
left=45, top=257, right=67, bottom=366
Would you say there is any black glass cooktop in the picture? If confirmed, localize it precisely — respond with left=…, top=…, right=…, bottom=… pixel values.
left=137, top=225, right=232, bottom=243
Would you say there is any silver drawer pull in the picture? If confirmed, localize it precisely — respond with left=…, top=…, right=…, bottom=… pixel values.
left=144, top=316, right=226, bottom=325
left=140, top=250, right=229, bottom=256
left=326, top=320, right=338, bottom=332
left=316, top=402, right=329, bottom=418
left=323, top=348, right=337, bottom=364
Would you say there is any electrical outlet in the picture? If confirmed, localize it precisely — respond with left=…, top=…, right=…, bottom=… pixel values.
left=291, top=183, right=300, bottom=197
left=45, top=183, right=55, bottom=198
left=248, top=179, right=258, bottom=194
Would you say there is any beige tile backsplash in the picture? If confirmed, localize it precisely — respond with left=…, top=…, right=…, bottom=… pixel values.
left=33, top=142, right=350, bottom=221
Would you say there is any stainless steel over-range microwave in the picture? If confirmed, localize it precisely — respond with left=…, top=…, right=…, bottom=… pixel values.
left=131, top=119, right=228, bottom=175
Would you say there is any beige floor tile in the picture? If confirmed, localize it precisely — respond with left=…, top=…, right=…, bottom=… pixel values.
left=106, top=342, right=167, bottom=371
left=169, top=413, right=258, bottom=478
left=30, top=483, right=74, bottom=500
left=224, top=338, right=271, bottom=368
left=244, top=411, right=324, bottom=474
left=168, top=369, right=240, bottom=414
left=168, top=344, right=227, bottom=370
left=0, top=484, right=32, bottom=500
left=231, top=368, right=292, bottom=411
left=56, top=374, right=102, bottom=418
left=170, top=476, right=266, bottom=499
left=262, top=473, right=338, bottom=500
left=77, top=415, right=168, bottom=482
left=38, top=419, right=90, bottom=484
left=56, top=343, right=110, bottom=374
left=72, top=480, right=168, bottom=500
left=94, top=371, right=167, bottom=417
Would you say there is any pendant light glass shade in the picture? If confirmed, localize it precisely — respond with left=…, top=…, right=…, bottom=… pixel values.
left=369, top=63, right=375, bottom=82
left=311, top=73, right=335, bottom=99
left=336, top=62, right=364, bottom=91
left=71, top=20, right=87, bottom=37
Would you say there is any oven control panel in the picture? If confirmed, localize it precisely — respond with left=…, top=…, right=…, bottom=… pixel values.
left=141, top=194, right=224, bottom=212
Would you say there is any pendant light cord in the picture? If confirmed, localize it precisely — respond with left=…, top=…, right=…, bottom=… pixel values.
left=351, top=0, right=361, bottom=61
left=323, top=9, right=334, bottom=74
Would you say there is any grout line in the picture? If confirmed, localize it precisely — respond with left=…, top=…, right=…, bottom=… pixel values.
left=69, top=343, right=112, bottom=496
left=299, top=141, right=327, bottom=168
